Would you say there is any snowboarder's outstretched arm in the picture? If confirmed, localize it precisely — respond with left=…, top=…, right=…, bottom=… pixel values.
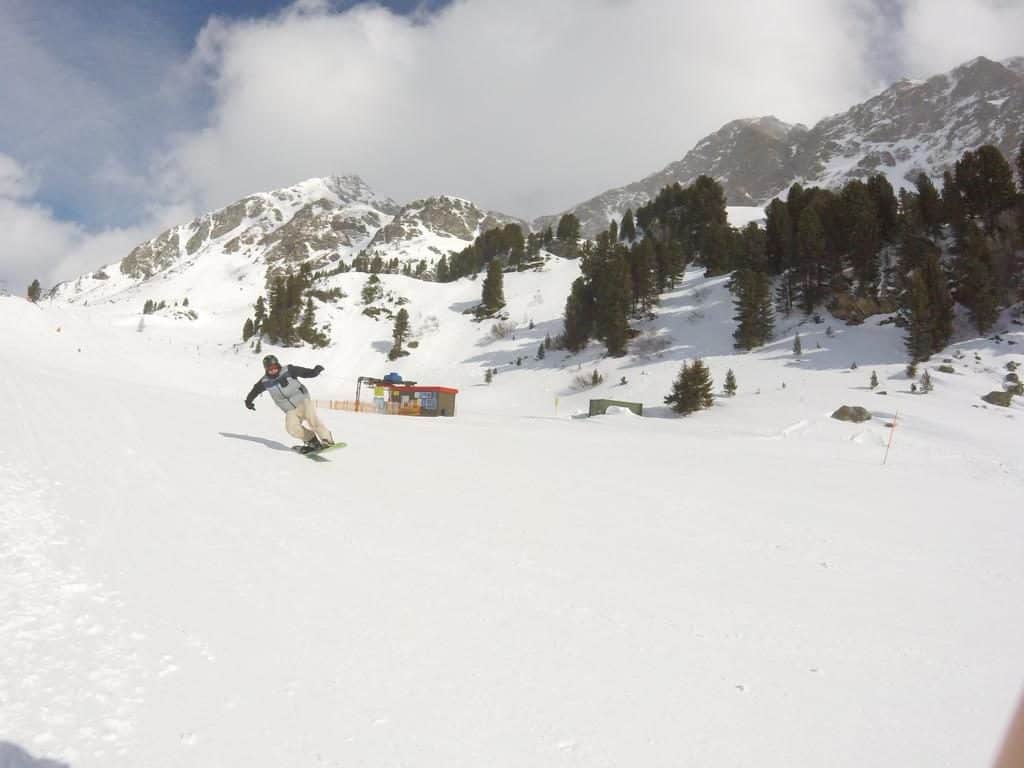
left=244, top=380, right=266, bottom=410
left=288, top=364, right=324, bottom=378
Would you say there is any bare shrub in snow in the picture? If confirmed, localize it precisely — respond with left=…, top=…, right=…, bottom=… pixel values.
left=419, top=315, right=440, bottom=336
left=631, top=333, right=672, bottom=357
left=572, top=371, right=604, bottom=390
left=490, top=321, right=515, bottom=340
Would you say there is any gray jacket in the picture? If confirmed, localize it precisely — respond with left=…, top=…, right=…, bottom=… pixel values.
left=245, top=364, right=322, bottom=412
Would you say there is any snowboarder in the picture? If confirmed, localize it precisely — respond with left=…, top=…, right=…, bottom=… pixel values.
left=245, top=355, right=334, bottom=451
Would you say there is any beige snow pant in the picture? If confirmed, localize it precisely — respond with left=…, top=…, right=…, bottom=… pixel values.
left=285, top=399, right=334, bottom=444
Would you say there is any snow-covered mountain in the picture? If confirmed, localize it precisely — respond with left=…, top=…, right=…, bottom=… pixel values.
left=364, top=195, right=526, bottom=260
left=51, top=177, right=522, bottom=306
left=550, top=55, right=1024, bottom=236
left=53, top=55, right=1023, bottom=305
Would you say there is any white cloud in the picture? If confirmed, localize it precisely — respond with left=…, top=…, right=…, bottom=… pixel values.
left=170, top=0, right=880, bottom=220
left=6, top=0, right=1020, bottom=290
left=0, top=154, right=188, bottom=294
left=0, top=0, right=198, bottom=226
left=901, top=0, right=1024, bottom=78
left=0, top=153, right=37, bottom=199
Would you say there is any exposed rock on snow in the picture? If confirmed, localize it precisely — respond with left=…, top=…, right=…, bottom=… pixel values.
left=831, top=405, right=872, bottom=422
left=983, top=390, right=1014, bottom=406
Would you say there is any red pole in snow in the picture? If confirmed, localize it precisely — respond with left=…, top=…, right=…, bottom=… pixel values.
left=883, top=411, right=899, bottom=465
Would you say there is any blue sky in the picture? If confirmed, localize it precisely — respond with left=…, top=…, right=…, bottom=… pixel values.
left=1, top=0, right=452, bottom=229
left=2, top=0, right=1022, bottom=290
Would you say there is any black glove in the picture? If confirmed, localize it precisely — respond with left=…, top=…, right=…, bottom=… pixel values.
left=313, top=365, right=324, bottom=375
left=245, top=401, right=255, bottom=410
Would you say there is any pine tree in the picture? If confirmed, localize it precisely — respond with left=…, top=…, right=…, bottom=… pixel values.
left=700, top=222, right=734, bottom=276
left=297, top=298, right=323, bottom=346
left=27, top=279, right=41, bottom=302
left=732, top=270, right=774, bottom=350
left=842, top=181, right=881, bottom=293
left=620, top=209, right=636, bottom=242
left=793, top=332, right=802, bottom=357
left=915, top=173, right=942, bottom=237
left=361, top=274, right=382, bottom=305
left=754, top=273, right=776, bottom=344
left=389, top=308, right=410, bottom=360
left=242, top=318, right=255, bottom=341
left=664, top=359, right=714, bottom=415
left=867, top=174, right=900, bottom=243
left=665, top=362, right=698, bottom=415
left=786, top=182, right=807, bottom=237
left=765, top=198, right=793, bottom=275
left=435, top=255, right=449, bottom=283
left=796, top=206, right=826, bottom=312
left=870, top=370, right=878, bottom=389
left=556, top=213, right=581, bottom=243
left=692, top=359, right=714, bottom=410
left=485, top=368, right=493, bottom=384
left=941, top=171, right=968, bottom=247
left=920, top=370, right=933, bottom=393
left=955, top=145, right=1017, bottom=231
left=964, top=251, right=998, bottom=334
left=253, top=296, right=267, bottom=332
left=562, top=277, right=593, bottom=352
left=481, top=259, right=505, bottom=314
left=628, top=239, right=656, bottom=313
left=724, top=369, right=737, bottom=396
left=904, top=269, right=934, bottom=364
left=591, top=241, right=632, bottom=356
left=653, top=238, right=687, bottom=290
left=537, top=342, right=545, bottom=360
left=1017, top=141, right=1024, bottom=250
left=738, top=222, right=768, bottom=273
left=1017, top=140, right=1024, bottom=192
left=957, top=224, right=999, bottom=333
left=263, top=276, right=285, bottom=343
left=775, top=269, right=797, bottom=315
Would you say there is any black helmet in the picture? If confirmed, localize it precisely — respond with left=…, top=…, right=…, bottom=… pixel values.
left=262, top=354, right=280, bottom=371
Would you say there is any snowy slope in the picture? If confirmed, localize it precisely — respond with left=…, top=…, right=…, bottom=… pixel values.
left=3, top=254, right=1023, bottom=767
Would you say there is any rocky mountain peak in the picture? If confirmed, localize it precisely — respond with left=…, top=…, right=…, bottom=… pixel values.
left=366, top=195, right=525, bottom=258
left=549, top=54, right=1024, bottom=237
left=52, top=179, right=524, bottom=304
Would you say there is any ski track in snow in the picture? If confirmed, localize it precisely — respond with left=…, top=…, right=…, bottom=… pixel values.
left=0, top=448, right=147, bottom=764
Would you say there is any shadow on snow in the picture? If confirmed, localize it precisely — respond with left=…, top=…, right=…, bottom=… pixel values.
left=219, top=432, right=292, bottom=452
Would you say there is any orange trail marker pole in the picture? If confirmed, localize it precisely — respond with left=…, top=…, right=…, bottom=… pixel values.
left=883, top=411, right=899, bottom=465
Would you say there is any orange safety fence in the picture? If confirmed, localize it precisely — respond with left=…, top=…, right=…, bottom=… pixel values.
left=313, top=399, right=421, bottom=416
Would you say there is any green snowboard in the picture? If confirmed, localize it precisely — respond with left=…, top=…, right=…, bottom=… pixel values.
left=292, top=442, right=347, bottom=461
